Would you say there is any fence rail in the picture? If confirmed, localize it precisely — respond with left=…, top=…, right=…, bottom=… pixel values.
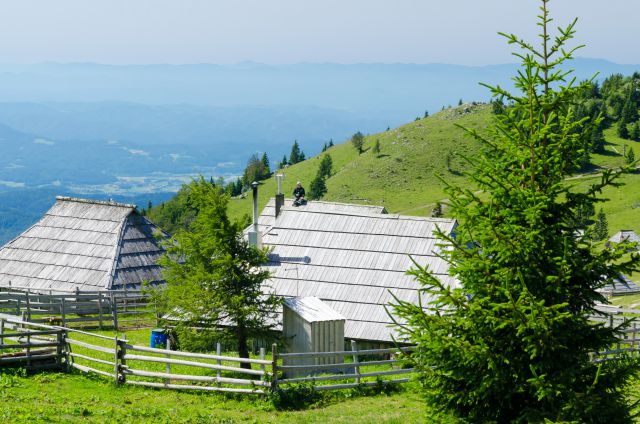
left=0, top=287, right=154, bottom=330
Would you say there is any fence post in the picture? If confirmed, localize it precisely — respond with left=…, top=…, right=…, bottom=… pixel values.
left=61, top=298, right=67, bottom=327
left=271, top=343, right=279, bottom=392
left=165, top=338, right=171, bottom=387
left=114, top=335, right=120, bottom=385
left=25, top=289, right=31, bottom=322
left=608, top=314, right=614, bottom=328
left=120, top=335, right=127, bottom=383
left=351, top=340, right=361, bottom=385
left=98, top=294, right=104, bottom=330
left=634, top=323, right=638, bottom=357
left=111, top=293, right=119, bottom=331
left=216, top=342, right=222, bottom=380
left=260, top=347, right=266, bottom=382
left=56, top=330, right=64, bottom=369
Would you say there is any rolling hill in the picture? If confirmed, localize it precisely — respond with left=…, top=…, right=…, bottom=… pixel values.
left=218, top=103, right=639, bottom=240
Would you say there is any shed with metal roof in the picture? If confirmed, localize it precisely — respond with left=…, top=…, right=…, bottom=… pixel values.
left=254, top=198, right=458, bottom=344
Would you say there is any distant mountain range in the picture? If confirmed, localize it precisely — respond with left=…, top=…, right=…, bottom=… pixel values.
left=0, top=58, right=638, bottom=244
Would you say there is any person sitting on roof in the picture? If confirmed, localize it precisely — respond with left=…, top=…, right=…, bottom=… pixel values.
left=293, top=181, right=306, bottom=206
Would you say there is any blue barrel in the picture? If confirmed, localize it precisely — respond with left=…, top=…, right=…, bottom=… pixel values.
left=150, top=328, right=168, bottom=348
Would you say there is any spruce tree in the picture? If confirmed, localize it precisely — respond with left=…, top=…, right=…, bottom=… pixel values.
left=590, top=124, right=606, bottom=153
left=289, top=141, right=302, bottom=164
left=631, top=122, right=640, bottom=141
left=424, top=110, right=429, bottom=118
left=328, top=139, right=334, bottom=148
left=393, top=2, right=640, bottom=422
left=617, top=120, right=629, bottom=139
left=317, top=154, right=333, bottom=179
left=308, top=171, right=328, bottom=200
left=593, top=208, right=609, bottom=241
left=626, top=146, right=635, bottom=164
left=351, top=131, right=365, bottom=154
left=281, top=154, right=288, bottom=168
left=261, top=153, right=271, bottom=177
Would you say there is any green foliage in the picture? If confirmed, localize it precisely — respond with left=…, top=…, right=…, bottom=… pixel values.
left=424, top=110, right=429, bottom=118
left=318, top=154, right=333, bottom=179
left=351, top=131, right=365, bottom=154
left=393, top=3, right=640, bottom=422
left=594, top=208, right=609, bottom=241
left=156, top=178, right=281, bottom=364
left=632, top=122, right=640, bottom=141
left=618, top=120, right=630, bottom=139
left=289, top=140, right=305, bottom=165
left=242, top=153, right=270, bottom=186
left=627, top=146, right=636, bottom=164
left=261, top=152, right=271, bottom=176
left=491, top=98, right=505, bottom=115
left=309, top=172, right=328, bottom=200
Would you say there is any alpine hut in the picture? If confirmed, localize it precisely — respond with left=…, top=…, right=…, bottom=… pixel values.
left=251, top=197, right=458, bottom=346
left=0, top=197, right=168, bottom=292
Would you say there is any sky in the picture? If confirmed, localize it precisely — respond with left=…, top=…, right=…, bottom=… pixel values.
left=0, top=0, right=637, bottom=65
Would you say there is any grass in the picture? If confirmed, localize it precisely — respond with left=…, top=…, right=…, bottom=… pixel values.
left=0, top=369, right=444, bottom=423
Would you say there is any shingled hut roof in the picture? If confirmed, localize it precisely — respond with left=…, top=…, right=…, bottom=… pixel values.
left=254, top=198, right=458, bottom=343
left=0, top=196, right=168, bottom=292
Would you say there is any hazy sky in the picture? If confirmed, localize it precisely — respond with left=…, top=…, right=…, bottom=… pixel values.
left=0, top=1, right=637, bottom=65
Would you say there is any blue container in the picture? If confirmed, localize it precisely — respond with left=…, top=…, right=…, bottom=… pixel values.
left=150, top=328, right=168, bottom=348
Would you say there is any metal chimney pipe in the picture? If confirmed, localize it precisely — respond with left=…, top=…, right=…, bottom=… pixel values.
left=251, top=181, right=259, bottom=232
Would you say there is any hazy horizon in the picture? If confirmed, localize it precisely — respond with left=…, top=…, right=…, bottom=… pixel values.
left=1, top=1, right=638, bottom=65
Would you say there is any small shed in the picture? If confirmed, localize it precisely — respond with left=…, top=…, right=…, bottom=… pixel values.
left=282, top=296, right=345, bottom=376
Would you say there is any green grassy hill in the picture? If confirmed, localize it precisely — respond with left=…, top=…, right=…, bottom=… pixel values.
left=225, top=104, right=639, bottom=236
left=227, top=103, right=490, bottom=220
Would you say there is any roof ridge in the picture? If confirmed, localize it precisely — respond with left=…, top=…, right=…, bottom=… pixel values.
left=56, top=196, right=137, bottom=209
left=278, top=207, right=456, bottom=223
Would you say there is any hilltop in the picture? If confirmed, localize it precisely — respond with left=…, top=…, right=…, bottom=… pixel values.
left=149, top=102, right=640, bottom=246
left=226, top=103, right=490, bottom=221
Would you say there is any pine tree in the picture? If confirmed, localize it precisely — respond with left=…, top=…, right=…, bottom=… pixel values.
left=626, top=146, right=635, bottom=164
left=351, top=131, right=365, bottom=154
left=280, top=154, right=288, bottom=168
left=373, top=139, right=381, bottom=156
left=617, top=120, right=629, bottom=139
left=591, top=124, right=606, bottom=153
left=289, top=141, right=303, bottom=164
left=157, top=178, right=281, bottom=367
left=299, top=151, right=306, bottom=161
left=317, top=154, right=333, bottom=179
left=424, top=110, right=429, bottom=118
left=322, top=143, right=327, bottom=152
left=458, top=98, right=463, bottom=106
left=308, top=173, right=327, bottom=200
left=261, top=153, right=271, bottom=177
left=393, top=3, right=640, bottom=422
left=621, top=92, right=638, bottom=123
left=328, top=139, right=334, bottom=148
left=631, top=122, right=640, bottom=141
left=593, top=208, right=609, bottom=241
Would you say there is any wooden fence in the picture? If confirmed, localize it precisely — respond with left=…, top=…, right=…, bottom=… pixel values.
left=0, top=287, right=154, bottom=330
left=4, top=308, right=640, bottom=395
left=0, top=313, right=414, bottom=393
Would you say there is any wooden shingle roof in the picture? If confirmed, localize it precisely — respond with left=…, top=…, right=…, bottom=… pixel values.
left=0, top=197, right=167, bottom=292
left=256, top=198, right=458, bottom=343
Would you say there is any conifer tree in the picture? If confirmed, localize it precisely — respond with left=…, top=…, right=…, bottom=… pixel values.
left=328, top=139, right=334, bottom=148
left=591, top=124, right=606, bottom=153
left=424, top=110, right=429, bottom=118
left=631, top=122, right=640, bottom=141
left=261, top=153, right=271, bottom=177
left=393, top=2, right=640, bottom=422
left=280, top=154, right=288, bottom=168
left=317, top=154, right=333, bottom=179
left=617, top=120, right=629, bottom=139
left=157, top=178, right=281, bottom=367
left=289, top=141, right=302, bottom=164
left=351, top=131, right=365, bottom=154
left=593, top=208, right=609, bottom=241
left=626, top=146, right=635, bottom=164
